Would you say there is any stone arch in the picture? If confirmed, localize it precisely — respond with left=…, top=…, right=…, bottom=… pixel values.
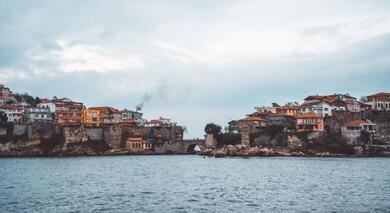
left=187, top=144, right=201, bottom=154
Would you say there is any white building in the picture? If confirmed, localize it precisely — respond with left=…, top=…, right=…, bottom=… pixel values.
left=300, top=100, right=332, bottom=117
left=24, top=106, right=53, bottom=123
left=341, top=119, right=375, bottom=144
left=365, top=92, right=390, bottom=111
left=0, top=104, right=23, bottom=123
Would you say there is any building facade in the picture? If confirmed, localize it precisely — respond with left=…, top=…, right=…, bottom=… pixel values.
left=341, top=119, right=376, bottom=144
left=301, top=100, right=332, bottom=117
left=82, top=108, right=101, bottom=127
left=365, top=92, right=390, bottom=111
left=24, top=106, right=53, bottom=123
left=88, top=107, right=121, bottom=125
left=0, top=104, right=23, bottom=123
left=126, top=137, right=153, bottom=152
left=38, top=98, right=84, bottom=125
left=295, top=112, right=324, bottom=132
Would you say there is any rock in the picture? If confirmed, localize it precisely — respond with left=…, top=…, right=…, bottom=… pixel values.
left=214, top=149, right=227, bottom=158
left=248, top=147, right=261, bottom=156
left=226, top=145, right=237, bottom=155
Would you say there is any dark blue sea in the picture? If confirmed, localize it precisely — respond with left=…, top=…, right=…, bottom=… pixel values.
left=1, top=156, right=389, bottom=212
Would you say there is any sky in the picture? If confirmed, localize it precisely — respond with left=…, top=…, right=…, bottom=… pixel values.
left=1, top=0, right=390, bottom=138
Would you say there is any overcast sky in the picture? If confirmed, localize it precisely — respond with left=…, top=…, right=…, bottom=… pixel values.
left=1, top=0, right=390, bottom=138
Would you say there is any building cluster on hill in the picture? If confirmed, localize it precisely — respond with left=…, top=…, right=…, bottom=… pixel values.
left=230, top=92, right=390, bottom=145
left=0, top=84, right=181, bottom=152
left=0, top=84, right=178, bottom=128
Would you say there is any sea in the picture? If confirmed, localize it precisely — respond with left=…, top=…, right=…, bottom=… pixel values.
left=1, top=156, right=389, bottom=212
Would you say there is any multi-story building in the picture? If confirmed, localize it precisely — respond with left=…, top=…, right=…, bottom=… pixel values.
left=88, top=106, right=121, bottom=125
left=255, top=103, right=281, bottom=113
left=265, top=114, right=295, bottom=130
left=0, top=104, right=23, bottom=123
left=365, top=92, right=390, bottom=111
left=82, top=108, right=101, bottom=127
left=120, top=109, right=145, bottom=126
left=24, top=106, right=53, bottom=123
left=278, top=104, right=301, bottom=116
left=300, top=100, right=332, bottom=117
left=38, top=98, right=83, bottom=125
left=295, top=112, right=324, bottom=132
left=341, top=119, right=375, bottom=144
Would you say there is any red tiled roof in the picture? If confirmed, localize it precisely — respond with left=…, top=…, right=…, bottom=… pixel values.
left=344, top=119, right=368, bottom=127
left=295, top=112, right=321, bottom=119
left=89, top=106, right=119, bottom=113
left=239, top=116, right=265, bottom=122
left=127, top=137, right=146, bottom=142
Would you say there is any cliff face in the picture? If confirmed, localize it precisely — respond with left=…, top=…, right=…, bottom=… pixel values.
left=0, top=122, right=187, bottom=157
left=0, top=123, right=115, bottom=157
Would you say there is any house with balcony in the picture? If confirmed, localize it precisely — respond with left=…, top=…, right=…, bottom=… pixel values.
left=38, top=98, right=84, bottom=126
left=265, top=113, right=295, bottom=131
left=295, top=112, right=324, bottom=132
left=341, top=119, right=376, bottom=144
left=82, top=108, right=101, bottom=127
left=278, top=104, right=301, bottom=116
left=88, top=106, right=121, bottom=125
left=0, top=104, right=23, bottom=123
left=365, top=92, right=390, bottom=111
left=300, top=100, right=332, bottom=117
left=24, top=106, right=53, bottom=123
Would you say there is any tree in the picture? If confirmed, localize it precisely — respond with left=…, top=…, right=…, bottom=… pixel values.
left=0, top=112, right=7, bottom=122
left=204, top=123, right=222, bottom=135
left=359, top=130, right=371, bottom=145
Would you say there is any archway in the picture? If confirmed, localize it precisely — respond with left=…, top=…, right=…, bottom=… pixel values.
left=187, top=144, right=201, bottom=154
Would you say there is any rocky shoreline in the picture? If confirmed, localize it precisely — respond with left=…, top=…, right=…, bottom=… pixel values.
left=200, top=144, right=390, bottom=158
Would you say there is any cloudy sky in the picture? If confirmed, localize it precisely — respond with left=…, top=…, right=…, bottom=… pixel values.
left=1, top=0, right=390, bottom=138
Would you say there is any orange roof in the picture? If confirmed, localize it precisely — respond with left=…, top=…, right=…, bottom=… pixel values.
left=89, top=106, right=119, bottom=113
left=344, top=119, right=368, bottom=127
left=122, top=119, right=137, bottom=125
left=127, top=137, right=146, bottom=142
left=295, top=112, right=321, bottom=119
left=280, top=105, right=301, bottom=110
left=239, top=116, right=265, bottom=122
left=367, top=92, right=390, bottom=101
left=0, top=104, right=22, bottom=110
left=148, top=120, right=162, bottom=124
left=367, top=92, right=390, bottom=97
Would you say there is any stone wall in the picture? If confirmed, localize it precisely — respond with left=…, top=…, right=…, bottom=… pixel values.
left=13, top=124, right=27, bottom=136
left=375, top=122, right=390, bottom=144
left=62, top=126, right=88, bottom=144
left=104, top=126, right=122, bottom=149
left=0, top=122, right=13, bottom=143
left=204, top=134, right=217, bottom=148
left=27, top=123, right=56, bottom=140
left=122, top=126, right=183, bottom=143
left=86, top=128, right=103, bottom=141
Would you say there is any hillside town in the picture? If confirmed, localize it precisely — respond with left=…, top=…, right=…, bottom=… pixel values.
left=205, top=92, right=390, bottom=157
left=0, top=84, right=190, bottom=156
left=1, top=83, right=390, bottom=157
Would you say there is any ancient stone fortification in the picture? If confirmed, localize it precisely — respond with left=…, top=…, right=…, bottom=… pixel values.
left=0, top=122, right=202, bottom=156
left=103, top=126, right=122, bottom=149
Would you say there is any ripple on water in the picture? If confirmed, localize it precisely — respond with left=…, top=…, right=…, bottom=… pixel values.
left=0, top=156, right=389, bottom=212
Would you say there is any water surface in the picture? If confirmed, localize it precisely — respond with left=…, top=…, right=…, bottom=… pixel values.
left=1, top=156, right=389, bottom=212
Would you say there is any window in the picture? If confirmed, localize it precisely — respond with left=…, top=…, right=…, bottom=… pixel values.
left=324, top=108, right=328, bottom=111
